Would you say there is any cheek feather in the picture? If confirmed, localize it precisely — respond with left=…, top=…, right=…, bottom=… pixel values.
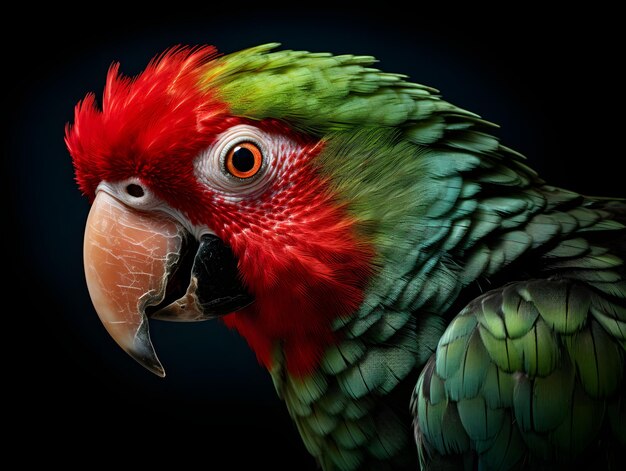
left=217, top=152, right=374, bottom=376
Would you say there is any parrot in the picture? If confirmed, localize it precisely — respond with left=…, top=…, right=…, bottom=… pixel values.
left=65, top=43, right=625, bottom=470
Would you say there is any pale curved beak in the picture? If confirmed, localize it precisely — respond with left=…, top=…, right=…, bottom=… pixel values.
left=83, top=191, right=185, bottom=377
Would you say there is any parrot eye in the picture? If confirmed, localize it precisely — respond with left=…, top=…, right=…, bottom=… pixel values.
left=225, top=142, right=263, bottom=179
left=195, top=124, right=280, bottom=199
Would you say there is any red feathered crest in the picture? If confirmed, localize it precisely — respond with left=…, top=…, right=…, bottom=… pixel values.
left=65, top=46, right=226, bottom=198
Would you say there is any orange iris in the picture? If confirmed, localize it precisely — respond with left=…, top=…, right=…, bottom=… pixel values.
left=225, top=142, right=263, bottom=179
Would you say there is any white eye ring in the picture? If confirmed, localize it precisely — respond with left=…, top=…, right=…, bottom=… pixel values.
left=195, top=124, right=277, bottom=199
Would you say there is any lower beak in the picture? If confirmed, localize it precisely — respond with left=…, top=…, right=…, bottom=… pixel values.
left=83, top=192, right=184, bottom=377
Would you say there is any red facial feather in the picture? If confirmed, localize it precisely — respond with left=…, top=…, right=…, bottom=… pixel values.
left=65, top=46, right=229, bottom=203
left=66, top=47, right=375, bottom=376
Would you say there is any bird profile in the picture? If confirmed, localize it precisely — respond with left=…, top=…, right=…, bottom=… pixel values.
left=66, top=43, right=626, bottom=470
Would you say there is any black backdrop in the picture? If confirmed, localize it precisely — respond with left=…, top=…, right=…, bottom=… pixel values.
left=6, top=5, right=624, bottom=468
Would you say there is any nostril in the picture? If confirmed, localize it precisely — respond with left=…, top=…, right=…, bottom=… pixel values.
left=126, top=184, right=145, bottom=198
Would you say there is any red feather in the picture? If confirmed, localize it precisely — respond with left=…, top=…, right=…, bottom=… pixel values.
left=65, top=46, right=227, bottom=202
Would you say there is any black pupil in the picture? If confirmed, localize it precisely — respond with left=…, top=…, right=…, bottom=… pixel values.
left=231, top=146, right=256, bottom=173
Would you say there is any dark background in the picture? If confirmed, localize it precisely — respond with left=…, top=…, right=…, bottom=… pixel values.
left=6, top=5, right=624, bottom=467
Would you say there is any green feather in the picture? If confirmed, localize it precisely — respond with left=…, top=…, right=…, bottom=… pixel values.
left=306, top=404, right=339, bottom=436
left=544, top=238, right=589, bottom=259
left=294, top=418, right=324, bottom=456
left=420, top=150, right=482, bottom=177
left=456, top=395, right=504, bottom=440
left=578, top=218, right=625, bottom=232
left=316, top=388, right=348, bottom=415
left=443, top=218, right=472, bottom=252
left=478, top=167, right=527, bottom=187
left=461, top=244, right=491, bottom=281
left=564, top=320, right=624, bottom=397
left=284, top=391, right=312, bottom=416
left=509, top=318, right=559, bottom=377
left=500, top=209, right=535, bottom=230
left=339, top=343, right=416, bottom=398
left=395, top=275, right=425, bottom=310
left=526, top=214, right=561, bottom=248
left=501, top=286, right=540, bottom=339
left=419, top=223, right=452, bottom=250
left=418, top=377, right=472, bottom=458
left=438, top=313, right=478, bottom=346
left=590, top=292, right=626, bottom=321
left=447, top=131, right=499, bottom=154
left=589, top=279, right=626, bottom=298
left=286, top=373, right=328, bottom=405
left=569, top=269, right=621, bottom=282
left=405, top=117, right=447, bottom=144
left=366, top=310, right=411, bottom=342
left=481, top=363, right=515, bottom=409
left=414, top=314, right=447, bottom=365
left=331, top=415, right=375, bottom=449
left=445, top=329, right=491, bottom=400
left=338, top=360, right=383, bottom=399
left=590, top=305, right=626, bottom=339
left=477, top=411, right=525, bottom=470
left=326, top=442, right=364, bottom=470
left=548, top=252, right=623, bottom=270
left=527, top=280, right=590, bottom=334
left=415, top=367, right=434, bottom=443
left=436, top=326, right=472, bottom=381
left=485, top=247, right=506, bottom=278
left=542, top=186, right=581, bottom=210
left=479, top=196, right=528, bottom=216
left=487, top=230, right=532, bottom=274
left=516, top=430, right=552, bottom=461
left=428, top=367, right=447, bottom=406
left=526, top=357, right=575, bottom=432
left=321, top=340, right=366, bottom=375
left=419, top=395, right=446, bottom=453
left=568, top=208, right=602, bottom=229
left=367, top=407, right=408, bottom=459
left=550, top=211, right=580, bottom=235
left=607, top=395, right=626, bottom=444
left=431, top=264, right=462, bottom=312
left=549, top=383, right=606, bottom=455
left=478, top=325, right=523, bottom=373
left=345, top=309, right=383, bottom=338
left=321, top=346, right=351, bottom=375
left=460, top=182, right=481, bottom=198
left=512, top=374, right=535, bottom=433
left=462, top=210, right=502, bottom=249
left=475, top=293, right=507, bottom=339
left=428, top=176, right=463, bottom=218
left=343, top=397, right=375, bottom=420
left=439, top=403, right=472, bottom=455
left=379, top=346, right=418, bottom=394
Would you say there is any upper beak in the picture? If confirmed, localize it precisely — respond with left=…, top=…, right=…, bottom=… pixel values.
left=83, top=191, right=183, bottom=377
left=83, top=190, right=254, bottom=377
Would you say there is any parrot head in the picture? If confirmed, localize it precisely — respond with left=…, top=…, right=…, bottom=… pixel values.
left=66, top=44, right=378, bottom=377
